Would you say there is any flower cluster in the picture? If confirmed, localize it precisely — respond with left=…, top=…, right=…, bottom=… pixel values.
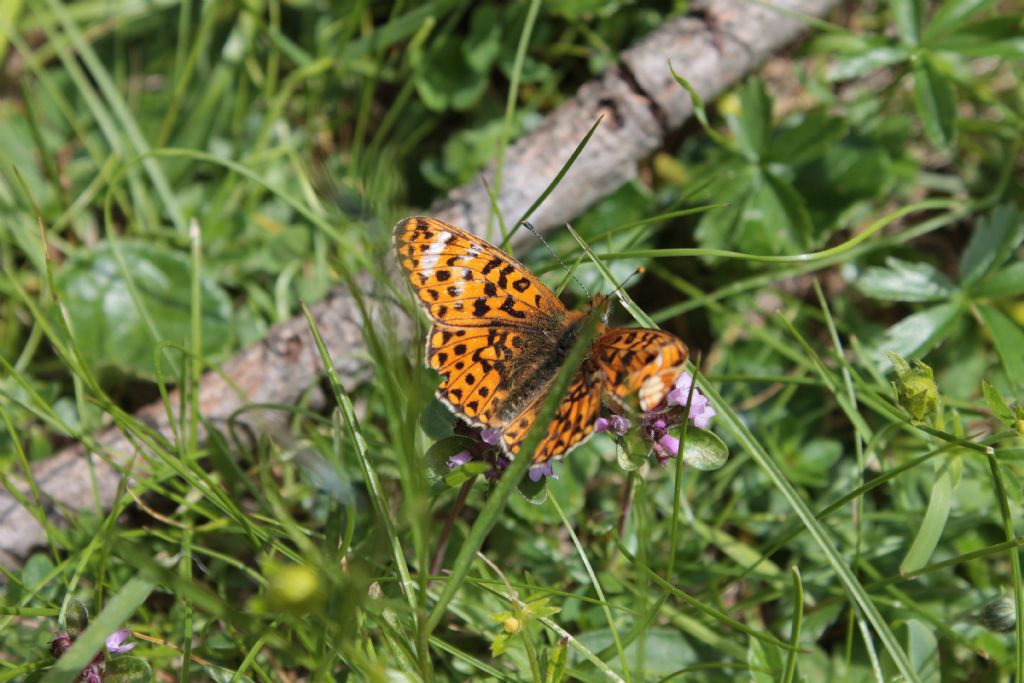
left=445, top=370, right=715, bottom=481
left=49, top=628, right=135, bottom=682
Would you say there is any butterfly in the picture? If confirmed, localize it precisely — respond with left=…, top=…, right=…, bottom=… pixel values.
left=394, top=216, right=689, bottom=463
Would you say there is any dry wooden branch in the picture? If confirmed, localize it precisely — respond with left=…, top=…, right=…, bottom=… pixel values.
left=0, top=0, right=840, bottom=568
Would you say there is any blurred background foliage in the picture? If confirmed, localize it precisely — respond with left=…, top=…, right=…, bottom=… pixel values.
left=1, top=0, right=1023, bottom=681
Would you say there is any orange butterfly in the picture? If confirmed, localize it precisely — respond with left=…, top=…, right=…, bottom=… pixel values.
left=394, top=216, right=688, bottom=463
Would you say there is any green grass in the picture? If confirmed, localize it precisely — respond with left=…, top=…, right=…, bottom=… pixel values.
left=2, top=1, right=1024, bottom=681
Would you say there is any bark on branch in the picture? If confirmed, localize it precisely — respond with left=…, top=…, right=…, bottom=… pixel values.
left=0, top=0, right=840, bottom=568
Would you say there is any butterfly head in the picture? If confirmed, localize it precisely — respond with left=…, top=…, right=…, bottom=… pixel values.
left=587, top=293, right=611, bottom=325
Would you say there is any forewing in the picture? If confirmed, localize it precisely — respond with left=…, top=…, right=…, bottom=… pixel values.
left=394, top=216, right=566, bottom=327
left=595, top=328, right=688, bottom=411
left=501, top=367, right=603, bottom=463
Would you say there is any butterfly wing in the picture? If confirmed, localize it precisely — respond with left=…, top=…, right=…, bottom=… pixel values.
left=394, top=216, right=566, bottom=326
left=395, top=216, right=568, bottom=429
left=500, top=365, right=603, bottom=463
left=594, top=328, right=688, bottom=411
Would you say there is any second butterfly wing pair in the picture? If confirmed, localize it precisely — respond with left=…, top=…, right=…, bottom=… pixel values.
left=395, top=216, right=688, bottom=463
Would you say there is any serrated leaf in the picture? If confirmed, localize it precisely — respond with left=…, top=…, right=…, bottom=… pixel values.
left=854, top=257, right=957, bottom=302
left=828, top=45, right=911, bottom=81
left=912, top=58, right=957, bottom=147
left=930, top=16, right=1024, bottom=58
left=56, top=241, right=233, bottom=379
left=730, top=78, right=772, bottom=159
left=926, top=0, right=1000, bottom=38
left=766, top=108, right=847, bottom=166
left=737, top=171, right=811, bottom=254
left=973, top=261, right=1024, bottom=298
left=977, top=304, right=1024, bottom=392
left=871, top=302, right=962, bottom=368
left=463, top=5, right=501, bottom=72
left=414, top=39, right=488, bottom=112
left=901, top=465, right=953, bottom=574
left=961, top=204, right=1023, bottom=285
left=982, top=380, right=1015, bottom=426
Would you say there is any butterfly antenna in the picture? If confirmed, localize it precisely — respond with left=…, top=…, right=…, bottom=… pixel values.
left=608, top=266, right=645, bottom=303
left=522, top=221, right=592, bottom=302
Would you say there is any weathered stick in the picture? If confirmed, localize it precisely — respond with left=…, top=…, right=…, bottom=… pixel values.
left=0, top=0, right=840, bottom=568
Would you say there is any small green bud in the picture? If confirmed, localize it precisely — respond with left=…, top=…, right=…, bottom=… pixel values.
left=887, top=352, right=938, bottom=422
left=265, top=563, right=323, bottom=614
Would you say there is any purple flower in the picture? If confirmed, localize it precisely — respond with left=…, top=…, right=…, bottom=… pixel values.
left=594, top=415, right=631, bottom=436
left=653, top=433, right=680, bottom=465
left=484, top=454, right=512, bottom=480
left=528, top=461, right=559, bottom=482
left=106, top=628, right=136, bottom=654
left=447, top=449, right=473, bottom=469
left=480, top=428, right=501, bottom=445
left=665, top=372, right=715, bottom=428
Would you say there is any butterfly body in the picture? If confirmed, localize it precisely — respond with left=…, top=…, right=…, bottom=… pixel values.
left=395, top=216, right=688, bottom=463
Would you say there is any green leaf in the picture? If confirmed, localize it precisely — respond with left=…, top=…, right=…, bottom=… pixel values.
left=63, top=599, right=89, bottom=638
left=693, top=163, right=758, bottom=250
left=730, top=78, right=772, bottom=159
left=930, top=17, right=1024, bottom=58
left=56, top=241, right=233, bottom=379
left=891, top=0, right=923, bottom=44
left=766, top=108, right=847, bottom=166
left=423, top=436, right=475, bottom=487
left=574, top=628, right=696, bottom=677
left=977, top=304, right=1024, bottom=392
left=748, top=635, right=783, bottom=683
left=796, top=135, right=895, bottom=228
left=463, top=5, right=502, bottom=72
left=926, top=0, right=1001, bottom=38
left=516, top=471, right=548, bottom=505
left=738, top=171, right=812, bottom=253
left=414, top=39, right=488, bottom=112
left=961, top=204, right=1023, bottom=286
left=900, top=463, right=954, bottom=574
left=200, top=666, right=255, bottom=683
left=544, top=638, right=569, bottom=682
left=680, top=428, right=729, bottom=471
left=443, top=461, right=491, bottom=487
left=104, top=656, right=153, bottom=682
left=904, top=619, right=941, bottom=683
left=982, top=380, right=1016, bottom=426
left=974, top=262, right=1024, bottom=298
left=420, top=398, right=457, bottom=441
left=17, top=554, right=58, bottom=603
left=871, top=302, right=962, bottom=367
left=912, top=57, right=957, bottom=147
left=854, top=257, right=957, bottom=302
left=828, top=45, right=911, bottom=81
